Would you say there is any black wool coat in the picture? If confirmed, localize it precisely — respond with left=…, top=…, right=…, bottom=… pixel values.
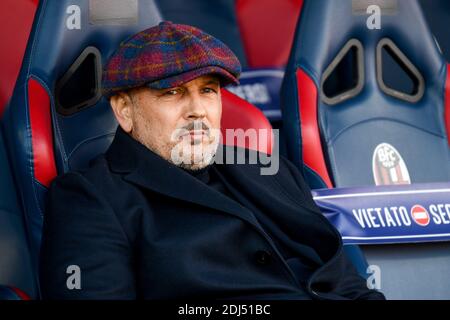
left=40, top=127, right=384, bottom=300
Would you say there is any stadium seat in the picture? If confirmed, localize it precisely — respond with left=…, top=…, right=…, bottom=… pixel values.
left=0, top=0, right=162, bottom=298
left=281, top=0, right=450, bottom=299
left=1, top=0, right=274, bottom=299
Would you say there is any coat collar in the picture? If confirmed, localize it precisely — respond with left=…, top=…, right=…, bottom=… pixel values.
left=105, top=126, right=262, bottom=229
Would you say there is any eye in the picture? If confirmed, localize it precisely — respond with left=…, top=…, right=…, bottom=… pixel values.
left=201, top=87, right=217, bottom=94
left=164, top=88, right=182, bottom=96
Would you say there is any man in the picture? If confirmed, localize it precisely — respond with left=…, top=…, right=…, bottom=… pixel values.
left=40, top=21, right=384, bottom=300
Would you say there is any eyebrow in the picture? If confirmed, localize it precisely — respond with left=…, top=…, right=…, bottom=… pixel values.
left=158, top=78, right=220, bottom=92
left=201, top=79, right=221, bottom=86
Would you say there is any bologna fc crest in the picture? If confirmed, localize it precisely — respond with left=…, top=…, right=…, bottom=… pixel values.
left=372, top=143, right=411, bottom=186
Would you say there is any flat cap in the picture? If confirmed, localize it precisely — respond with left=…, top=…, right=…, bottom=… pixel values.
left=102, top=21, right=241, bottom=98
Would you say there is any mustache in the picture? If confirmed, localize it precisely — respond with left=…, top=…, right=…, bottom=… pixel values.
left=171, top=121, right=213, bottom=141
left=180, top=121, right=210, bottom=131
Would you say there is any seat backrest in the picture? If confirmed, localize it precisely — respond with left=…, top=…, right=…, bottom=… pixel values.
left=232, top=0, right=304, bottom=123
left=281, top=0, right=450, bottom=299
left=236, top=0, right=304, bottom=68
left=221, top=89, right=273, bottom=153
left=281, top=0, right=450, bottom=189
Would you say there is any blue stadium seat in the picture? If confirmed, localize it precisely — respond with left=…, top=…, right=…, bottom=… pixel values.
left=1, top=0, right=274, bottom=299
left=1, top=0, right=163, bottom=298
left=281, top=0, right=450, bottom=299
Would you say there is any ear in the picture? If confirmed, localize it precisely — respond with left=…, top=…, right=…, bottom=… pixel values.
left=109, top=92, right=134, bottom=133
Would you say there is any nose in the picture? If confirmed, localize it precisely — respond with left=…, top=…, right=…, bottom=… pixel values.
left=184, top=94, right=207, bottom=120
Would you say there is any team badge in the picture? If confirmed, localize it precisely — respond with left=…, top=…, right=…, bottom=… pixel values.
left=372, top=143, right=410, bottom=186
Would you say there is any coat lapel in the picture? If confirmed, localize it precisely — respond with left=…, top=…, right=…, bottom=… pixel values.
left=105, top=127, right=263, bottom=230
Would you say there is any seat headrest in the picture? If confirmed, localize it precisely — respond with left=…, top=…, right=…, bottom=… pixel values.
left=290, top=0, right=444, bottom=81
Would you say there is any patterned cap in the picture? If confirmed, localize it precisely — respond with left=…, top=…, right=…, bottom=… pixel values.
left=102, top=21, right=241, bottom=98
